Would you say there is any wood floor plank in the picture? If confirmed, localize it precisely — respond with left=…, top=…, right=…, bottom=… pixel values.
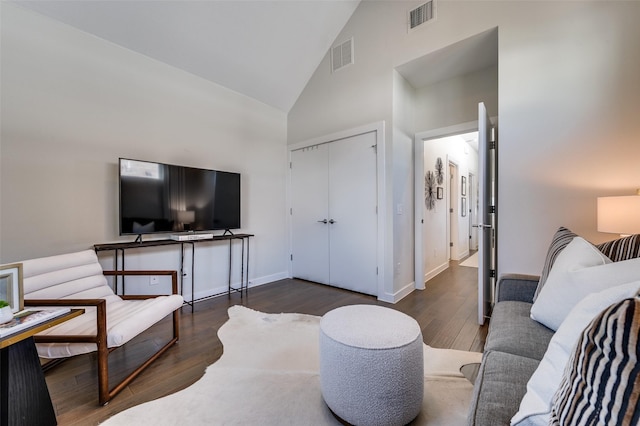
left=46, top=259, right=488, bottom=425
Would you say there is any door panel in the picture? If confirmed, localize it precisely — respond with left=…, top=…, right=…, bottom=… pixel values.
left=290, top=132, right=378, bottom=296
left=478, top=102, right=496, bottom=325
left=291, top=145, right=330, bottom=284
left=328, top=132, right=378, bottom=295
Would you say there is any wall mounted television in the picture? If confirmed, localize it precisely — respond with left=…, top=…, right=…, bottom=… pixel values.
left=119, top=158, right=241, bottom=238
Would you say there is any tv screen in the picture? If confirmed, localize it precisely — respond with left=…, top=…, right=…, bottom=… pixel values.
left=119, top=158, right=241, bottom=236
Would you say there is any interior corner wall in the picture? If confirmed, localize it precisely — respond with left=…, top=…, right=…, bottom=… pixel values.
left=0, top=4, right=289, bottom=297
left=288, top=1, right=640, bottom=278
left=392, top=71, right=416, bottom=298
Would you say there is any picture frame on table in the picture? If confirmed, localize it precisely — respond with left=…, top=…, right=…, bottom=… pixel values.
left=0, top=263, right=24, bottom=314
left=461, top=176, right=467, bottom=196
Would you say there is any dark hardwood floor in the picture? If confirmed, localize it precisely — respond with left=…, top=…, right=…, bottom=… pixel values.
left=45, top=257, right=487, bottom=425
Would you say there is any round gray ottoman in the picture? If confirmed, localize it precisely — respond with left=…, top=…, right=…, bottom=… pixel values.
left=319, top=305, right=424, bottom=426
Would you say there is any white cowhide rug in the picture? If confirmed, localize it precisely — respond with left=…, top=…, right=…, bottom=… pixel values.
left=103, top=305, right=482, bottom=425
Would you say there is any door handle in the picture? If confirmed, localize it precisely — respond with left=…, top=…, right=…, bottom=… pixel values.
left=329, top=219, right=336, bottom=224
left=475, top=224, right=492, bottom=229
left=318, top=219, right=328, bottom=224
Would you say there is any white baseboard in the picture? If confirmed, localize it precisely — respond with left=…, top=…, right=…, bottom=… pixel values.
left=187, top=271, right=288, bottom=302
left=424, top=262, right=449, bottom=284
left=378, top=280, right=417, bottom=304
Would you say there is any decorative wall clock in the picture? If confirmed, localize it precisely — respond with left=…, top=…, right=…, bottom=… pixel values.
left=435, top=157, right=444, bottom=185
left=425, top=171, right=436, bottom=210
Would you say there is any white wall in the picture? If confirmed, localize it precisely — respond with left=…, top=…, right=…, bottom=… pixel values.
left=392, top=71, right=416, bottom=298
left=0, top=4, right=289, bottom=298
left=414, top=66, right=498, bottom=132
left=289, top=1, right=640, bottom=279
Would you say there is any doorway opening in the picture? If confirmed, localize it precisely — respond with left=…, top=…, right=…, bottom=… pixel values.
left=414, top=126, right=479, bottom=289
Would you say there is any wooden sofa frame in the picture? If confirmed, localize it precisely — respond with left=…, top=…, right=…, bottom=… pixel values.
left=25, top=270, right=180, bottom=406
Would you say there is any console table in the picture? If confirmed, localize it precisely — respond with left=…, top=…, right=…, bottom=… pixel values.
left=1, top=309, right=84, bottom=426
left=94, top=234, right=253, bottom=311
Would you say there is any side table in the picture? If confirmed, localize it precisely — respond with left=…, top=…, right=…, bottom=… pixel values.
left=0, top=309, right=84, bottom=426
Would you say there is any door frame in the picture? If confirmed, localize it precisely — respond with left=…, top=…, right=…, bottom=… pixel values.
left=287, top=121, right=387, bottom=300
left=414, top=120, right=478, bottom=290
left=448, top=160, right=460, bottom=261
left=469, top=172, right=478, bottom=250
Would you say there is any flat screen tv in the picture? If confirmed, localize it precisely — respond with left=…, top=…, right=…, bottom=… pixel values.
left=119, top=158, right=241, bottom=237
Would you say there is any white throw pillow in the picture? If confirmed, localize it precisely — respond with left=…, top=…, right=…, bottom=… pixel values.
left=530, top=237, right=640, bottom=330
left=511, top=281, right=640, bottom=426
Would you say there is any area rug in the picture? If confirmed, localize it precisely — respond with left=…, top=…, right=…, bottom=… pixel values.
left=460, top=252, right=479, bottom=268
left=102, top=305, right=482, bottom=425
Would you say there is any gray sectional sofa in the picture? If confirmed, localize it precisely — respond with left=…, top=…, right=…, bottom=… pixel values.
left=465, top=229, right=640, bottom=425
left=467, top=273, right=553, bottom=425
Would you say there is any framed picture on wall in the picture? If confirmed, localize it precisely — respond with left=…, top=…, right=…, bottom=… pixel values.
left=0, top=263, right=24, bottom=313
left=437, top=187, right=443, bottom=200
left=461, top=197, right=467, bottom=217
left=461, top=176, right=467, bottom=196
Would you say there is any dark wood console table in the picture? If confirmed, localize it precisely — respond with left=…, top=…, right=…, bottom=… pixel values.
left=94, top=234, right=253, bottom=311
left=0, top=309, right=84, bottom=426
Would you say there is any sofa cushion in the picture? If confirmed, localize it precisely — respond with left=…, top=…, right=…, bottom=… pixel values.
left=511, top=281, right=640, bottom=426
left=467, top=350, right=540, bottom=426
left=550, top=295, right=640, bottom=426
left=531, top=237, right=640, bottom=331
left=34, top=294, right=184, bottom=358
left=484, top=301, right=554, bottom=361
left=22, top=250, right=114, bottom=300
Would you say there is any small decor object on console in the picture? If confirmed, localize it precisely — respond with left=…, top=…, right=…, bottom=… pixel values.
left=170, top=233, right=214, bottom=241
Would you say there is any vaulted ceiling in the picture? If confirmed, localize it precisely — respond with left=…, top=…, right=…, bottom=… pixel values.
left=15, top=1, right=361, bottom=112
left=14, top=1, right=499, bottom=114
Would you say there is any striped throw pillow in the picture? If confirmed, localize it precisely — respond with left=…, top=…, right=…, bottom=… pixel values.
left=550, top=295, right=640, bottom=426
left=535, top=227, right=579, bottom=301
left=596, top=234, right=640, bottom=262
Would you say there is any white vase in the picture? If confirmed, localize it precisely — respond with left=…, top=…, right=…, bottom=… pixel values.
left=0, top=306, right=13, bottom=324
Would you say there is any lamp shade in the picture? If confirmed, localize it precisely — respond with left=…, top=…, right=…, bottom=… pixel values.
left=597, top=195, right=640, bottom=235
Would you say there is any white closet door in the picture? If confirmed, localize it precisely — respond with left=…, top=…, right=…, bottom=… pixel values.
left=291, top=145, right=330, bottom=284
left=290, top=131, right=378, bottom=296
left=328, top=132, right=378, bottom=295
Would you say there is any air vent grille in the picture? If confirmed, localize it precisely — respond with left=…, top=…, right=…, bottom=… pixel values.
left=331, top=38, right=354, bottom=72
left=409, top=1, right=435, bottom=30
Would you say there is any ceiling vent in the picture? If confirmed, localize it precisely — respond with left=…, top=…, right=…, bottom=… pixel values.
left=409, top=1, right=436, bottom=31
left=331, top=38, right=354, bottom=72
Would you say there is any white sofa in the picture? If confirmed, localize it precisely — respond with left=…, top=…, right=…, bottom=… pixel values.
left=21, top=249, right=184, bottom=405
